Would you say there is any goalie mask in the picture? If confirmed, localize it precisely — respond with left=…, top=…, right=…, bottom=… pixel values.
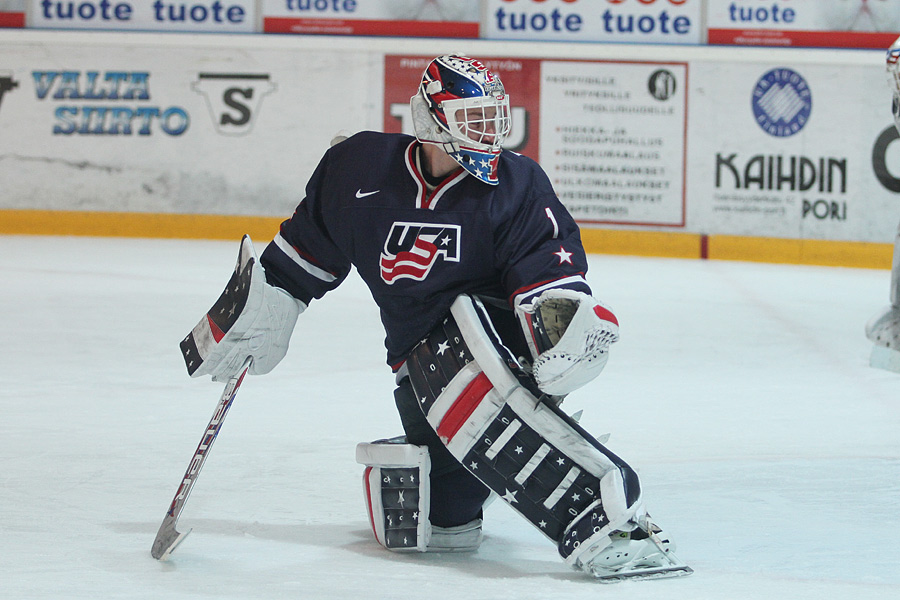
left=410, top=55, right=512, bottom=185
left=889, top=39, right=900, bottom=134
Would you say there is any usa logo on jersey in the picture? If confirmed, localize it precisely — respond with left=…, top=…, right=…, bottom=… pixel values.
left=380, top=222, right=460, bottom=284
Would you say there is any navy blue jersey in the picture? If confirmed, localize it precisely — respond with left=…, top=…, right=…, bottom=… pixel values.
left=260, top=131, right=592, bottom=367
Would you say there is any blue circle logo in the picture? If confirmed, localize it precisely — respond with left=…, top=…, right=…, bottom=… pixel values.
left=751, top=68, right=812, bottom=137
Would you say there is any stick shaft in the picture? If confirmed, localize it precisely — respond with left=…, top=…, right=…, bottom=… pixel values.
left=151, top=357, right=252, bottom=560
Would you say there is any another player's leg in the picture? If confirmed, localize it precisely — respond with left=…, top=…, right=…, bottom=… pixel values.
left=866, top=220, right=900, bottom=372
left=870, top=44, right=900, bottom=372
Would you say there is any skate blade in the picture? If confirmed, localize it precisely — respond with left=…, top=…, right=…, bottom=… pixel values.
left=590, top=564, right=694, bottom=583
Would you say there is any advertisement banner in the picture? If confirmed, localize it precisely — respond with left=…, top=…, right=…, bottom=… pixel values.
left=0, top=37, right=382, bottom=216
left=483, top=0, right=702, bottom=45
left=540, top=59, right=687, bottom=226
left=707, top=0, right=900, bottom=49
left=687, top=58, right=900, bottom=242
left=0, top=0, right=25, bottom=27
left=383, top=55, right=687, bottom=227
left=27, top=0, right=256, bottom=32
left=262, top=0, right=480, bottom=37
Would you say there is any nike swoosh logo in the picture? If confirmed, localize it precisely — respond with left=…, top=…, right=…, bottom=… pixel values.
left=355, top=189, right=380, bottom=198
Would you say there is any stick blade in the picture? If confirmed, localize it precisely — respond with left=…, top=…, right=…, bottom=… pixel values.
left=151, top=517, right=192, bottom=561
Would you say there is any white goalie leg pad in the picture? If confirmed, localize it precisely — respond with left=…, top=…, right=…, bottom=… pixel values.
left=867, top=304, right=900, bottom=373
left=356, top=439, right=431, bottom=552
left=180, top=235, right=304, bottom=382
left=891, top=220, right=900, bottom=308
left=866, top=305, right=900, bottom=348
left=516, top=289, right=619, bottom=396
left=356, top=438, right=483, bottom=552
left=406, top=295, right=642, bottom=565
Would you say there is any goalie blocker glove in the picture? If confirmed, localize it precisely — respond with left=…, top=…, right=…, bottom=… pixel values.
left=516, top=289, right=619, bottom=396
left=180, top=235, right=304, bottom=382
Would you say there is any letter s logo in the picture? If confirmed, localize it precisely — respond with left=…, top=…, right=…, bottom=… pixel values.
left=221, top=87, right=253, bottom=126
left=192, top=73, right=276, bottom=136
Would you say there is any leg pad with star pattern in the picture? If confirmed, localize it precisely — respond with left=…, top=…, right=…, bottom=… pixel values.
left=405, top=295, right=643, bottom=567
left=356, top=439, right=431, bottom=552
left=356, top=437, right=483, bottom=552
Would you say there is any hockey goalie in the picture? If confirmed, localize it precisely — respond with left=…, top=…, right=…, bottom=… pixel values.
left=177, top=54, right=692, bottom=582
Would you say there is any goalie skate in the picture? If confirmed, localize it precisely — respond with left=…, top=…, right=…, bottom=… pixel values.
left=576, top=520, right=693, bottom=583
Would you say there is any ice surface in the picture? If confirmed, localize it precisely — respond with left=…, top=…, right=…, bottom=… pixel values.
left=1, top=235, right=897, bottom=599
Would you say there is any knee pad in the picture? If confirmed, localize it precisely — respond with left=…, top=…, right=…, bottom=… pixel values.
left=405, top=295, right=643, bottom=567
left=356, top=437, right=482, bottom=553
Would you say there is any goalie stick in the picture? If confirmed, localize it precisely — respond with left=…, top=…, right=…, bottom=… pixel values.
left=151, top=357, right=252, bottom=560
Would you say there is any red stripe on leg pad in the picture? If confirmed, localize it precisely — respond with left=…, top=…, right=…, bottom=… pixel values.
left=593, top=305, right=618, bottom=326
left=436, top=372, right=494, bottom=444
left=363, top=466, right=382, bottom=546
left=206, top=313, right=226, bottom=343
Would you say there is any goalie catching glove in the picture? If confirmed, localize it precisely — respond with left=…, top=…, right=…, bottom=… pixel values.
left=516, top=289, right=619, bottom=396
left=179, top=235, right=304, bottom=382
